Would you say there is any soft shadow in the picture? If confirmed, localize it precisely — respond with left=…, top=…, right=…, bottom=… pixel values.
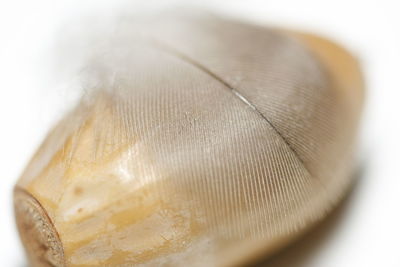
left=14, top=259, right=28, bottom=267
left=13, top=165, right=366, bottom=267
left=252, top=163, right=367, bottom=267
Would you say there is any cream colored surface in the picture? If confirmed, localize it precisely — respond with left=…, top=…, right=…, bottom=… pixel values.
left=14, top=11, right=363, bottom=267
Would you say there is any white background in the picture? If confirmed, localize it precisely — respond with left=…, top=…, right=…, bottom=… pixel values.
left=0, top=0, right=399, bottom=266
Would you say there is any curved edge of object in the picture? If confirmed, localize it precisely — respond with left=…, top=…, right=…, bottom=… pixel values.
left=220, top=32, right=364, bottom=267
left=14, top=187, right=65, bottom=267
left=291, top=31, right=365, bottom=112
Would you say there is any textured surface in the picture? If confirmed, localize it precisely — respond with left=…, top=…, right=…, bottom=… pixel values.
left=14, top=189, right=64, bottom=267
left=14, top=11, right=363, bottom=266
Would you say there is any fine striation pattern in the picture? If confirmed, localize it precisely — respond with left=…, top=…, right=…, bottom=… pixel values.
left=14, top=10, right=364, bottom=267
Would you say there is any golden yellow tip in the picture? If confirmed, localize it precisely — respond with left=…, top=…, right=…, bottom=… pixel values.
left=14, top=188, right=65, bottom=267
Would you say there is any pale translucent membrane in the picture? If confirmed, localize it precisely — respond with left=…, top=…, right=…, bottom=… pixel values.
left=15, top=11, right=363, bottom=267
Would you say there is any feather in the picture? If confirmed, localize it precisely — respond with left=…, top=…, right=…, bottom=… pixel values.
left=14, top=10, right=364, bottom=267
